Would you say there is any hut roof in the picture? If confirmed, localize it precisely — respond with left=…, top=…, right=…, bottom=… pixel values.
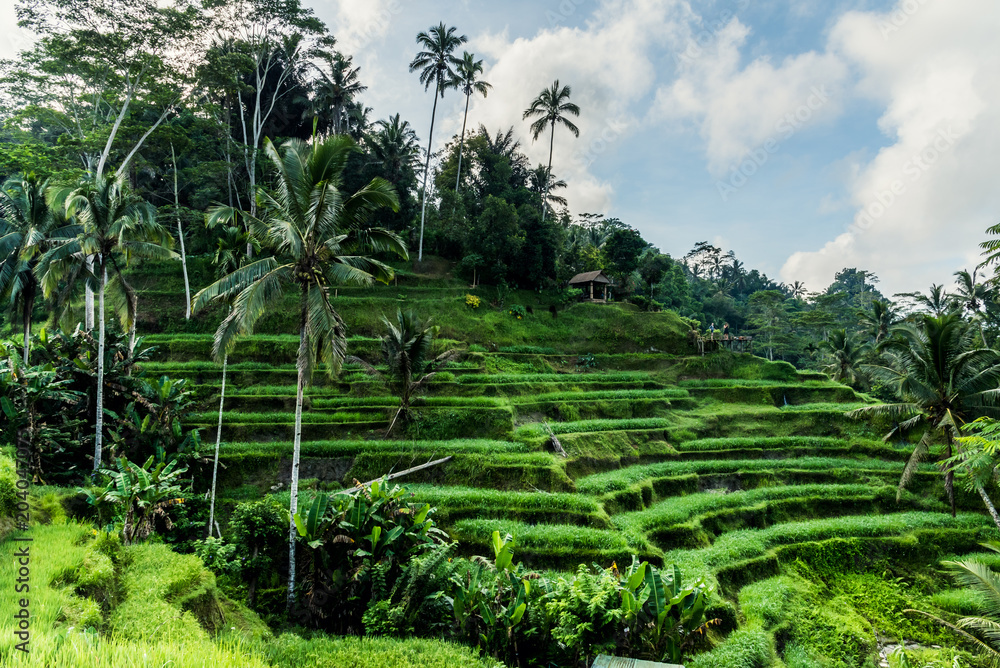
left=568, top=270, right=611, bottom=286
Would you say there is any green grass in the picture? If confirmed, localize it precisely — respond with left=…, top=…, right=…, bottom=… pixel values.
left=612, top=484, right=904, bottom=537
left=778, top=402, right=870, bottom=412
left=218, top=439, right=531, bottom=457
left=508, top=388, right=689, bottom=403
left=459, top=371, right=651, bottom=384
left=189, top=411, right=380, bottom=424
left=575, top=457, right=922, bottom=494
left=667, top=512, right=996, bottom=577
left=515, top=417, right=673, bottom=437
left=673, top=436, right=887, bottom=452
left=451, top=518, right=632, bottom=553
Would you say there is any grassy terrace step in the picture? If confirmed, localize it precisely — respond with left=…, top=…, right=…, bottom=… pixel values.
left=683, top=385, right=863, bottom=406
left=449, top=519, right=660, bottom=570
left=404, top=484, right=611, bottom=528
left=612, top=484, right=952, bottom=552
left=211, top=441, right=572, bottom=492
left=685, top=405, right=883, bottom=439
left=515, top=417, right=674, bottom=438
left=663, top=512, right=998, bottom=593
left=575, top=456, right=949, bottom=512
left=665, top=435, right=907, bottom=463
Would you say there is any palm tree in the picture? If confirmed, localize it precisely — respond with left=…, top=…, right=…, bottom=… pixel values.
left=848, top=313, right=1000, bottom=518
left=860, top=298, right=901, bottom=344
left=40, top=172, right=175, bottom=472
left=908, top=544, right=1000, bottom=663
left=788, top=281, right=807, bottom=300
left=369, top=114, right=421, bottom=187
left=952, top=270, right=994, bottom=341
left=347, top=309, right=458, bottom=437
left=0, top=174, right=75, bottom=364
left=820, top=329, right=870, bottom=388
left=895, top=284, right=955, bottom=317
left=451, top=52, right=491, bottom=196
left=309, top=51, right=367, bottom=136
left=192, top=135, right=406, bottom=612
left=523, top=80, right=581, bottom=221
left=528, top=164, right=568, bottom=212
left=409, top=22, right=467, bottom=262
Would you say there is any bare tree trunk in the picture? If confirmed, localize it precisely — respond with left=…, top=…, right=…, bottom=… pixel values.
left=287, top=320, right=307, bottom=612
left=94, top=263, right=107, bottom=471
left=207, top=354, right=227, bottom=537
left=418, top=82, right=441, bottom=262
left=454, top=91, right=471, bottom=194
left=85, top=256, right=95, bottom=330
left=543, top=122, right=555, bottom=222
left=172, top=144, right=191, bottom=319
left=976, top=483, right=1000, bottom=530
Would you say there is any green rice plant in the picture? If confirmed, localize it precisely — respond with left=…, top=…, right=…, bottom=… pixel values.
left=779, top=402, right=870, bottom=412
left=612, top=484, right=893, bottom=539
left=576, top=457, right=920, bottom=495
left=451, top=519, right=631, bottom=553
left=674, top=436, right=884, bottom=452
left=263, top=633, right=503, bottom=667
left=187, top=411, right=377, bottom=424
left=459, top=371, right=649, bottom=384
left=401, top=484, right=608, bottom=527
left=687, top=628, right=773, bottom=668
left=0, top=453, right=17, bottom=517
left=497, top=345, right=559, bottom=354
left=739, top=575, right=803, bottom=627
left=515, top=417, right=672, bottom=438
left=218, top=439, right=530, bottom=458
left=508, top=388, right=690, bottom=403
left=673, top=512, right=995, bottom=572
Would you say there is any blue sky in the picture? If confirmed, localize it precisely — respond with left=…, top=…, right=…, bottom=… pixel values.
left=2, top=0, right=997, bottom=295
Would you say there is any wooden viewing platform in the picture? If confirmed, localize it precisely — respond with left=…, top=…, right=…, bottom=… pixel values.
left=688, top=331, right=753, bottom=355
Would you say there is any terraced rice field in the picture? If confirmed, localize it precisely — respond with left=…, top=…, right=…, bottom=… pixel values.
left=147, top=335, right=997, bottom=665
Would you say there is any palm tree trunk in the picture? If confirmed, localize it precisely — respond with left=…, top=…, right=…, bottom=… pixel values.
left=543, top=121, right=555, bottom=222
left=976, top=483, right=1000, bottom=530
left=945, top=436, right=956, bottom=517
left=418, top=81, right=441, bottom=263
left=207, top=353, right=227, bottom=538
left=454, top=91, right=471, bottom=195
left=85, top=256, right=95, bottom=330
left=22, top=282, right=34, bottom=366
left=286, top=318, right=307, bottom=612
left=94, top=263, right=107, bottom=472
left=172, top=144, right=191, bottom=319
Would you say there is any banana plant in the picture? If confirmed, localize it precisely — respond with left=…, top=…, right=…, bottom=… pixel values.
left=78, top=455, right=187, bottom=544
left=639, top=564, right=717, bottom=663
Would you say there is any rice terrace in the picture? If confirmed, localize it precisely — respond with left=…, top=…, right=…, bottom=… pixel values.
left=2, top=0, right=1000, bottom=666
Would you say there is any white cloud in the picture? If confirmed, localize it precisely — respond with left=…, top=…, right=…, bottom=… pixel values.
left=651, top=16, right=848, bottom=175
left=781, top=0, right=1000, bottom=294
left=458, top=0, right=691, bottom=216
left=0, top=0, right=36, bottom=61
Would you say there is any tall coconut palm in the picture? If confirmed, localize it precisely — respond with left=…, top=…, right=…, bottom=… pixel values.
left=347, top=309, right=458, bottom=437
left=848, top=313, right=1000, bottom=518
left=0, top=174, right=75, bottom=364
left=192, top=134, right=406, bottom=612
left=369, top=114, right=421, bottom=187
left=860, top=298, right=901, bottom=344
left=896, top=284, right=955, bottom=317
left=820, top=329, right=870, bottom=388
left=40, top=172, right=175, bottom=472
left=409, top=22, right=467, bottom=261
left=523, top=80, right=580, bottom=221
left=528, top=164, right=568, bottom=211
left=309, top=51, right=367, bottom=136
left=451, top=52, right=491, bottom=196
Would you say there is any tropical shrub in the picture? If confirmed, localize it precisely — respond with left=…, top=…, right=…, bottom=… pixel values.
left=507, top=304, right=527, bottom=319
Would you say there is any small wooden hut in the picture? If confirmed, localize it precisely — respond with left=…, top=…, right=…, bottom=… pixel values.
left=568, top=270, right=612, bottom=302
